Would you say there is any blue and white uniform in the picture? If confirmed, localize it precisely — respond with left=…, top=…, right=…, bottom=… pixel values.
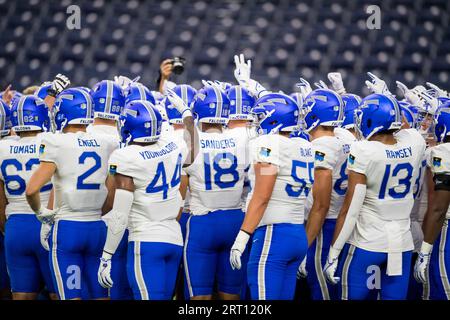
left=86, top=124, right=133, bottom=300
left=426, top=143, right=450, bottom=300
left=41, top=131, right=117, bottom=300
left=247, top=134, right=313, bottom=300
left=0, top=134, right=54, bottom=294
left=108, top=134, right=187, bottom=300
left=305, top=132, right=352, bottom=300
left=183, top=129, right=249, bottom=297
left=336, top=128, right=426, bottom=300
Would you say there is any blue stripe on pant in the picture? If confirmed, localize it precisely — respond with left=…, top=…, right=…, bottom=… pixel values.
left=428, top=220, right=450, bottom=300
left=0, top=233, right=9, bottom=290
left=4, top=214, right=54, bottom=293
left=48, top=220, right=108, bottom=300
left=127, top=241, right=182, bottom=300
left=247, top=223, right=308, bottom=300
left=178, top=211, right=191, bottom=300
left=110, top=230, right=133, bottom=300
left=305, top=218, right=337, bottom=300
left=184, top=209, right=246, bottom=297
left=337, top=244, right=412, bottom=300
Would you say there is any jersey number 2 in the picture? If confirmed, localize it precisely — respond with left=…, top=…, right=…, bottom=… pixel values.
left=77, top=152, right=101, bottom=190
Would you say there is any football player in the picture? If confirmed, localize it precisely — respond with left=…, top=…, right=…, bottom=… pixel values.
left=0, top=100, right=12, bottom=300
left=97, top=91, right=197, bottom=300
left=182, top=84, right=249, bottom=300
left=229, top=93, right=313, bottom=300
left=25, top=88, right=118, bottom=300
left=324, top=94, right=426, bottom=300
left=415, top=104, right=450, bottom=300
left=301, top=88, right=348, bottom=300
left=0, top=96, right=55, bottom=300
left=89, top=80, right=132, bottom=300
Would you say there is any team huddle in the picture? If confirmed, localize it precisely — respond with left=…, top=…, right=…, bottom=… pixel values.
left=0, top=53, right=449, bottom=300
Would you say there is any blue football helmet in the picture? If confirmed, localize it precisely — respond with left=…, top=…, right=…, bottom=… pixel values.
left=355, top=94, right=402, bottom=140
left=192, top=86, right=230, bottom=124
left=164, top=84, right=197, bottom=124
left=11, top=95, right=50, bottom=132
left=251, top=93, right=300, bottom=134
left=54, top=88, right=94, bottom=131
left=120, top=100, right=163, bottom=144
left=227, top=85, right=255, bottom=121
left=125, top=83, right=156, bottom=105
left=91, top=80, right=125, bottom=120
left=302, top=89, right=344, bottom=132
left=0, top=100, right=12, bottom=136
left=399, top=101, right=419, bottom=129
left=434, top=102, right=450, bottom=143
left=341, top=94, right=362, bottom=129
left=34, top=82, right=52, bottom=100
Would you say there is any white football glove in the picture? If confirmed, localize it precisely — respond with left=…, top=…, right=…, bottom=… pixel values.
left=230, top=230, right=250, bottom=270
left=35, top=205, right=58, bottom=224
left=40, top=222, right=52, bottom=251
left=166, top=88, right=192, bottom=119
left=328, top=72, right=346, bottom=95
left=365, top=72, right=392, bottom=95
left=48, top=74, right=70, bottom=97
left=234, top=53, right=252, bottom=85
left=426, top=82, right=448, bottom=98
left=233, top=54, right=269, bottom=98
left=297, top=256, right=308, bottom=279
left=417, top=89, right=439, bottom=115
left=296, top=78, right=313, bottom=97
left=98, top=251, right=113, bottom=289
left=414, top=242, right=433, bottom=284
left=396, top=81, right=424, bottom=107
left=113, top=75, right=140, bottom=90
left=314, top=80, right=329, bottom=90
left=323, top=246, right=341, bottom=284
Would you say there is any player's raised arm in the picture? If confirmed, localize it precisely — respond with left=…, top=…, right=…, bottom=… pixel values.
left=166, top=88, right=199, bottom=166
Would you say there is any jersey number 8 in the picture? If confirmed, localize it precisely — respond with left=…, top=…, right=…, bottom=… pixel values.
left=204, top=152, right=239, bottom=190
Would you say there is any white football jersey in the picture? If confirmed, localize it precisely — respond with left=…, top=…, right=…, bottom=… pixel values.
left=87, top=124, right=120, bottom=140
left=184, top=129, right=249, bottom=215
left=226, top=126, right=255, bottom=210
left=39, top=131, right=118, bottom=221
left=334, top=127, right=357, bottom=143
left=172, top=128, right=190, bottom=212
left=310, top=135, right=352, bottom=219
left=108, top=135, right=187, bottom=245
left=0, top=134, right=51, bottom=218
left=247, top=134, right=314, bottom=226
left=428, top=142, right=450, bottom=219
left=346, top=129, right=426, bottom=252
left=410, top=147, right=430, bottom=223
